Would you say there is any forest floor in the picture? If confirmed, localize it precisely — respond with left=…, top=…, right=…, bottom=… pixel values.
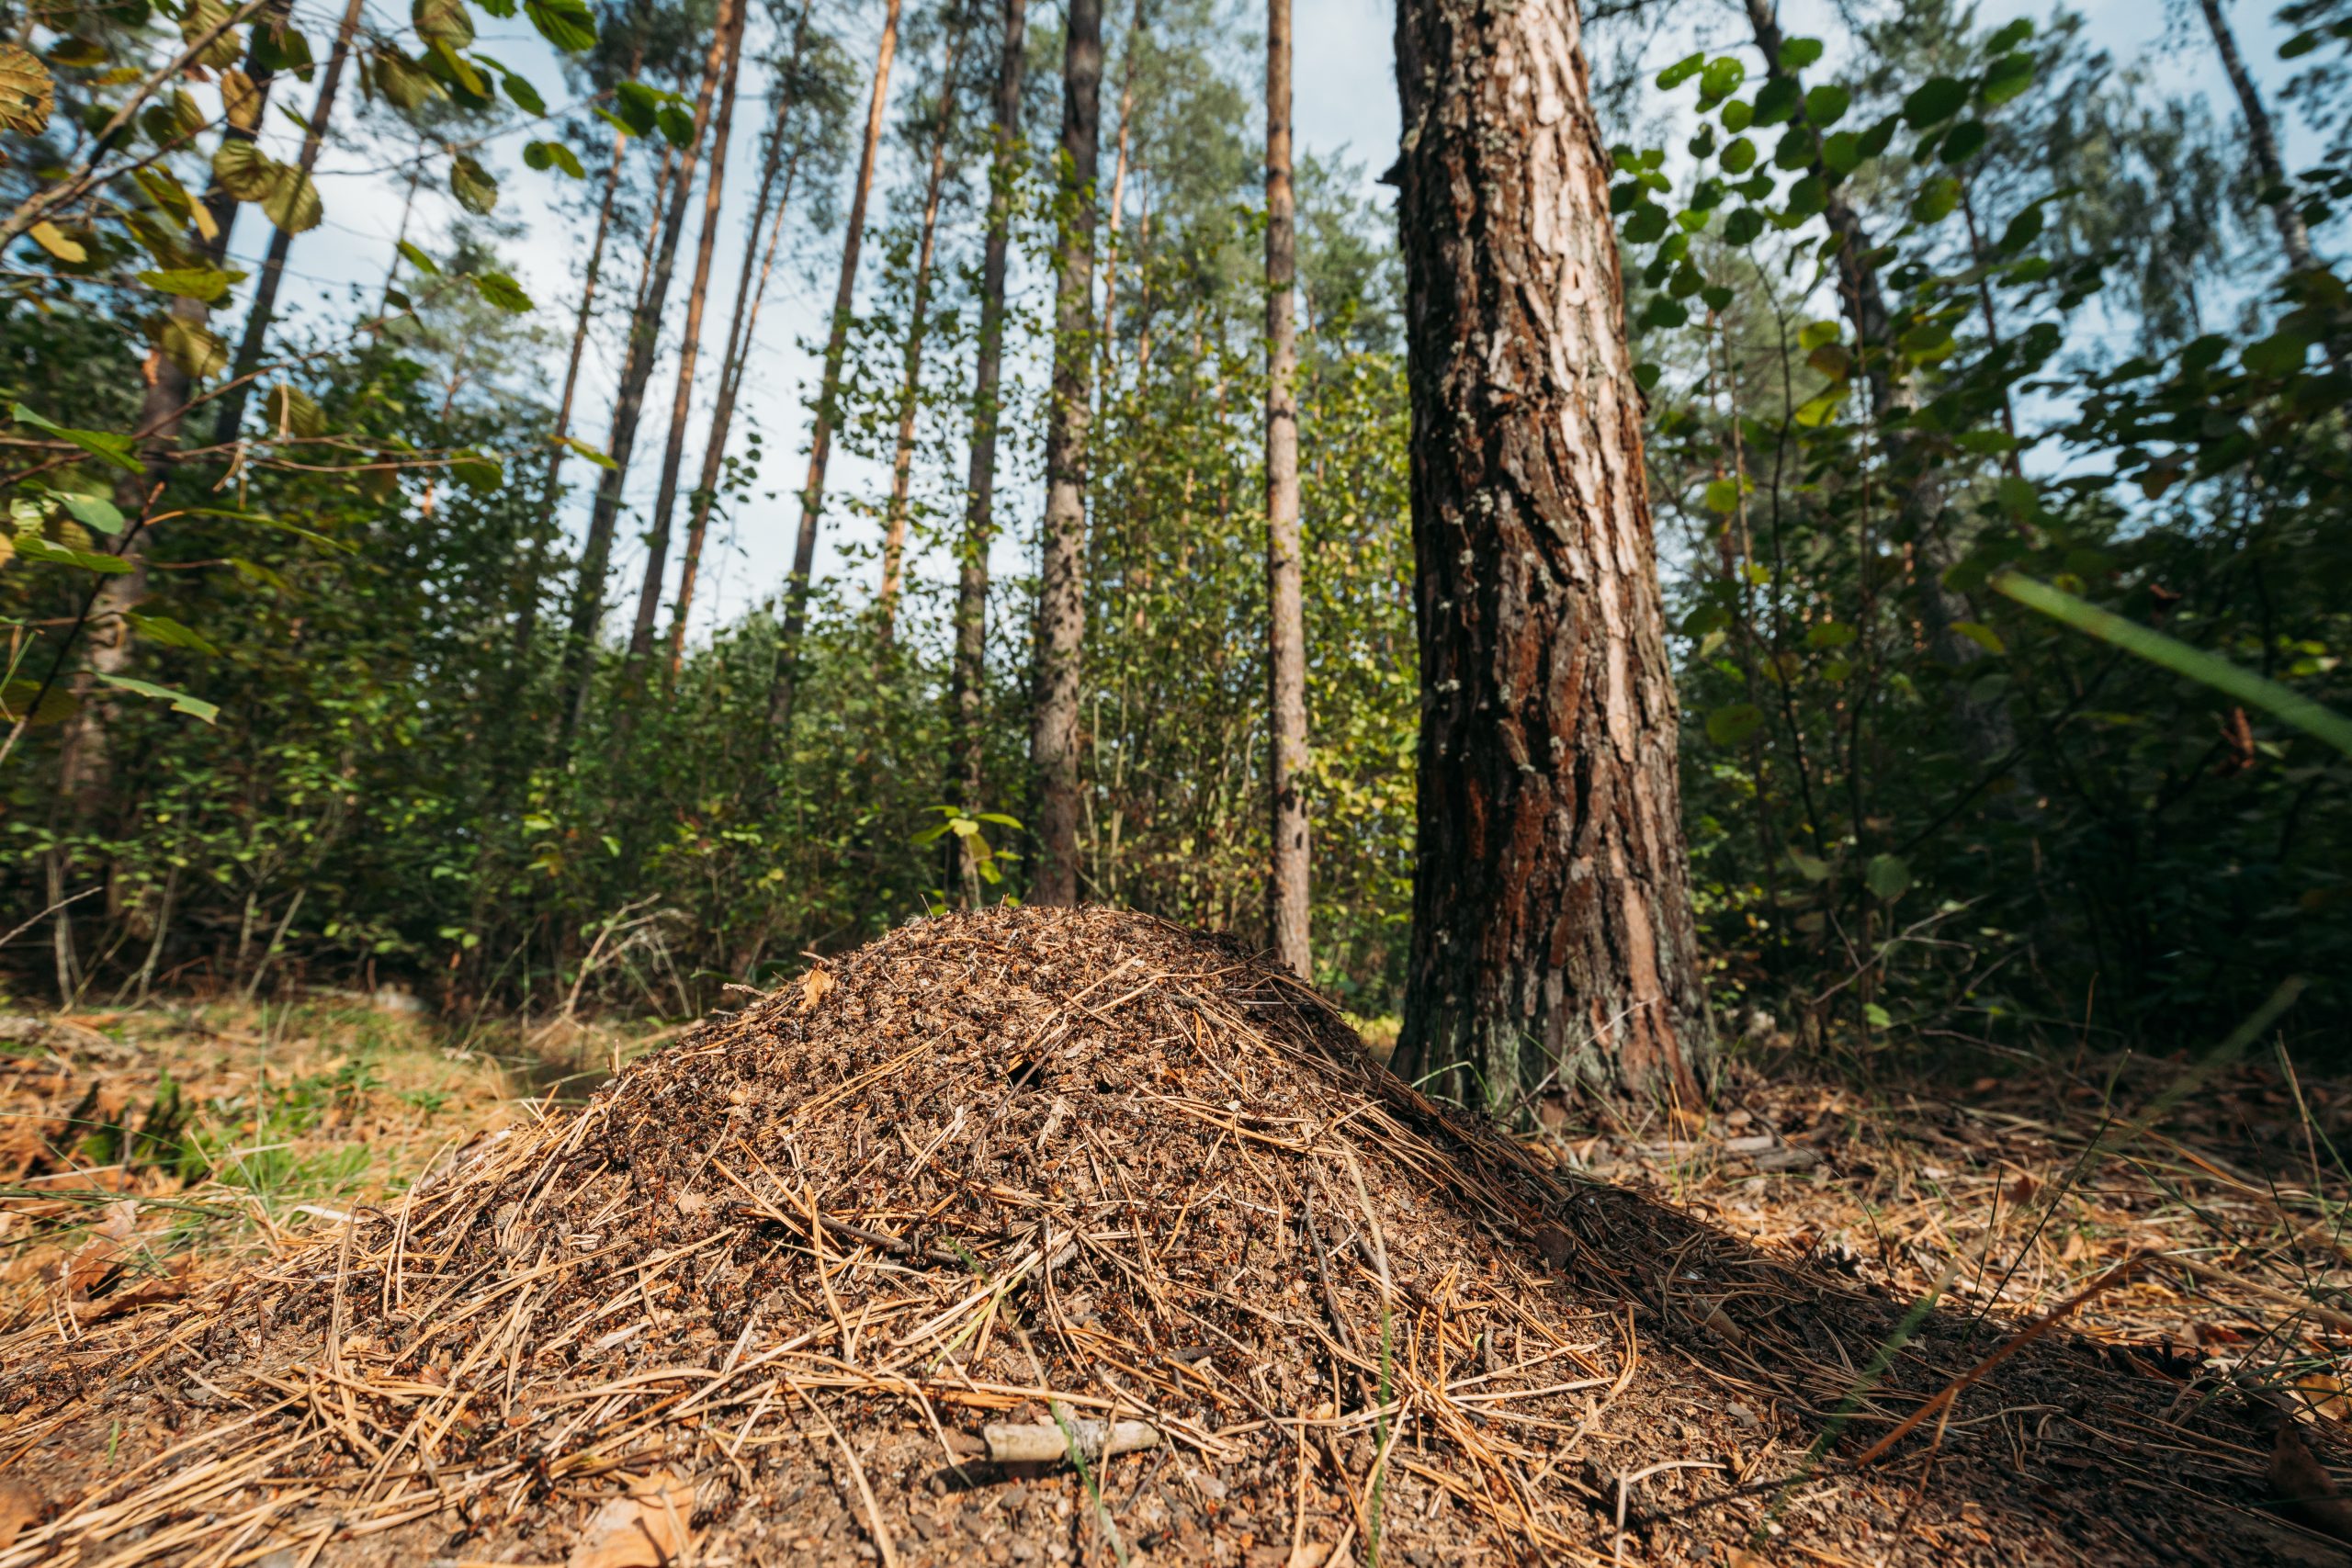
left=1, top=919, right=2349, bottom=1565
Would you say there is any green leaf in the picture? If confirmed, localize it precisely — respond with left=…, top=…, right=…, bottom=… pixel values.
left=526, top=0, right=598, bottom=51
left=136, top=265, right=245, bottom=302
left=1980, top=51, right=2034, bottom=106
left=261, top=384, right=326, bottom=438
left=2244, top=331, right=2312, bottom=377
left=450, top=451, right=504, bottom=490
left=397, top=240, right=441, bottom=276
left=1950, top=620, right=2006, bottom=655
left=472, top=271, right=534, bottom=311
left=1753, top=76, right=1801, bottom=127
left=413, top=0, right=474, bottom=50
left=1719, top=136, right=1756, bottom=175
left=0, top=678, right=75, bottom=726
left=523, top=138, right=585, bottom=178
left=17, top=534, right=130, bottom=572
left=1797, top=319, right=1840, bottom=350
left=1724, top=208, right=1765, bottom=246
left=450, top=154, right=500, bottom=215
left=1864, top=853, right=1911, bottom=901
left=97, top=673, right=218, bottom=723
left=1805, top=620, right=1857, bottom=649
left=1864, top=1001, right=1893, bottom=1029
left=1656, top=51, right=1704, bottom=89
left=1721, top=98, right=1753, bottom=131
left=1787, top=847, right=1833, bottom=883
left=1698, top=56, right=1746, bottom=103
left=0, top=42, right=55, bottom=134
left=1991, top=572, right=2352, bottom=761
left=1706, top=703, right=1764, bottom=747
left=1780, top=37, right=1825, bottom=69
left=1902, top=76, right=1968, bottom=128
left=156, top=315, right=228, bottom=378
left=560, top=435, right=618, bottom=469
left=1804, top=84, right=1849, bottom=126
left=12, top=403, right=142, bottom=472
left=53, top=491, right=123, bottom=535
left=1702, top=478, right=1741, bottom=514
left=124, top=612, right=220, bottom=655
left=1910, top=176, right=1961, bottom=224
left=501, top=72, right=546, bottom=115
left=261, top=164, right=322, bottom=233
left=655, top=103, right=695, bottom=149
left=1938, top=119, right=1986, bottom=164
left=211, top=138, right=277, bottom=201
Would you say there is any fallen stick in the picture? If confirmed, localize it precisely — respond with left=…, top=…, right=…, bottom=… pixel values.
left=983, top=1417, right=1159, bottom=1465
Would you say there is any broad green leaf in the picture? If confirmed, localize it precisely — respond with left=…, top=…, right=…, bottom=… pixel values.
left=137, top=266, right=245, bottom=302
left=1910, top=176, right=1960, bottom=223
left=98, top=673, right=218, bottom=723
left=1724, top=208, right=1765, bottom=246
left=655, top=104, right=695, bottom=149
left=262, top=384, right=326, bottom=438
left=450, top=154, right=499, bottom=215
left=212, top=138, right=277, bottom=201
left=1992, top=572, right=2352, bottom=761
left=1698, top=57, right=1745, bottom=103
left=157, top=315, right=228, bottom=378
left=526, top=0, right=599, bottom=51
left=1805, top=620, right=1857, bottom=649
left=1787, top=846, right=1833, bottom=882
left=397, top=240, right=441, bottom=276
left=17, top=534, right=130, bottom=572
left=560, top=435, right=618, bottom=469
left=124, top=612, right=220, bottom=655
left=262, top=164, right=322, bottom=233
left=1702, top=478, right=1742, bottom=513
left=372, top=48, right=443, bottom=111
left=1902, top=76, right=1967, bottom=128
left=523, top=138, right=585, bottom=178
left=1655, top=51, right=1704, bottom=89
left=450, top=451, right=503, bottom=490
left=1864, top=1002, right=1893, bottom=1029
left=1980, top=51, right=2033, bottom=106
left=1706, top=703, right=1764, bottom=746
left=1938, top=119, right=1986, bottom=164
left=473, top=272, right=533, bottom=311
left=413, top=0, right=475, bottom=50
left=502, top=72, right=547, bottom=115
left=1950, top=620, right=2006, bottom=655
left=1804, top=84, right=1849, bottom=126
left=0, top=678, right=75, bottom=724
left=12, top=403, right=142, bottom=471
left=1753, top=75, right=1801, bottom=127
left=2244, top=331, right=2311, bottom=377
left=1797, top=319, right=1841, bottom=350
left=54, top=491, right=124, bottom=534
left=1720, top=136, right=1756, bottom=175
left=1780, top=37, right=1825, bottom=68
left=0, top=43, right=54, bottom=133
left=180, top=0, right=243, bottom=68
left=1864, top=854, right=1911, bottom=901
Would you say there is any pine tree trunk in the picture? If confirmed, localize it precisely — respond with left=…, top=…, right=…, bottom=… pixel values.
left=1098, top=0, right=1145, bottom=344
left=948, top=0, right=1028, bottom=897
left=876, top=23, right=970, bottom=646
left=1389, top=0, right=1711, bottom=1111
left=1028, top=0, right=1103, bottom=907
left=559, top=26, right=731, bottom=741
left=1742, top=0, right=2026, bottom=787
left=769, top=0, right=905, bottom=732
left=626, top=0, right=748, bottom=666
left=668, top=2, right=818, bottom=674
left=2198, top=0, right=2319, bottom=275
left=517, top=109, right=633, bottom=660
left=1263, top=0, right=1308, bottom=977
left=211, top=0, right=367, bottom=446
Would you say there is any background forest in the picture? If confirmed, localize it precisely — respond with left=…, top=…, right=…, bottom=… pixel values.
left=1, top=0, right=2346, bottom=1073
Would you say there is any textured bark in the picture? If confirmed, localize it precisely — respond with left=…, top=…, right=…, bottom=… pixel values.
left=1098, top=0, right=1145, bottom=344
left=1262, top=0, right=1308, bottom=977
left=1743, top=0, right=2024, bottom=784
left=1028, top=0, right=1103, bottom=908
left=211, top=0, right=366, bottom=446
left=947, top=0, right=1028, bottom=897
left=2198, top=0, right=2319, bottom=276
left=1390, top=0, right=1711, bottom=1109
left=559, top=28, right=729, bottom=741
left=876, top=23, right=970, bottom=646
left=59, top=3, right=288, bottom=821
left=517, top=110, right=632, bottom=660
left=626, top=0, right=747, bottom=665
left=669, top=3, right=818, bottom=674
left=769, top=0, right=904, bottom=732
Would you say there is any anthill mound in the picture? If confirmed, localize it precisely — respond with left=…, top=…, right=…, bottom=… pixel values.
left=0, top=908, right=2333, bottom=1565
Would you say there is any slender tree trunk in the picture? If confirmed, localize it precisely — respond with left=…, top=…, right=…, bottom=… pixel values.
left=1390, top=0, right=1712, bottom=1110
left=517, top=112, right=632, bottom=659
left=1263, top=0, right=1308, bottom=976
left=627, top=0, right=748, bottom=666
left=948, top=0, right=1028, bottom=897
left=1028, top=0, right=1103, bottom=907
left=769, top=0, right=905, bottom=732
left=1098, top=0, right=1145, bottom=344
left=58, top=1, right=288, bottom=821
left=559, top=24, right=731, bottom=742
left=211, top=0, right=366, bottom=446
left=1742, top=0, right=2027, bottom=786
left=669, top=2, right=819, bottom=674
left=876, top=23, right=970, bottom=645
left=2198, top=0, right=2319, bottom=275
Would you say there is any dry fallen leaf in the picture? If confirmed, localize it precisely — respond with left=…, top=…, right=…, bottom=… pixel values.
left=569, top=1470, right=694, bottom=1568
left=2300, top=1373, right=2352, bottom=1424
left=62, top=1200, right=138, bottom=1303
left=799, top=966, right=835, bottom=1012
left=0, top=1481, right=42, bottom=1551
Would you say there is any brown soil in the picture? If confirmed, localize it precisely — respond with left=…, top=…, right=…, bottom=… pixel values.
left=0, top=908, right=2342, bottom=1565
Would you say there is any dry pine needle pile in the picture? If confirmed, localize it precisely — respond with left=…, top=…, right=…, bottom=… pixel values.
left=0, top=908, right=2335, bottom=1565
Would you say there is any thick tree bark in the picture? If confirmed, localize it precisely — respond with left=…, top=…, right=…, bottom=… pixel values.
left=668, top=3, right=819, bottom=674
left=876, top=23, right=970, bottom=646
left=559, top=25, right=730, bottom=742
left=1263, top=0, right=1308, bottom=976
left=626, top=0, right=748, bottom=665
left=211, top=0, right=367, bottom=446
left=517, top=112, right=632, bottom=660
left=1028, top=0, right=1103, bottom=907
left=948, top=0, right=1028, bottom=897
left=1389, top=0, right=1711, bottom=1110
left=769, top=0, right=905, bottom=732
left=1743, top=0, right=2026, bottom=786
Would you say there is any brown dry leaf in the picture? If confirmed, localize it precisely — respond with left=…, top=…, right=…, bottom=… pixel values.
left=799, top=965, right=834, bottom=1012
left=0, top=1481, right=41, bottom=1550
left=2270, top=1422, right=2352, bottom=1548
left=74, top=1255, right=189, bottom=1324
left=62, top=1199, right=137, bottom=1303
left=2299, top=1373, right=2352, bottom=1423
left=568, top=1470, right=694, bottom=1568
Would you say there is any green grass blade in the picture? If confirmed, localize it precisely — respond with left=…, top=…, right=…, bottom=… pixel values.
left=1992, top=570, right=2352, bottom=760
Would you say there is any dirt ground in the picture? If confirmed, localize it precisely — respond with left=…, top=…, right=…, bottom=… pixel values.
left=0, top=908, right=2348, bottom=1565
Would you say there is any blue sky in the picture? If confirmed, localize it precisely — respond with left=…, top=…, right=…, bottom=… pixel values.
left=241, top=0, right=2319, bottom=639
